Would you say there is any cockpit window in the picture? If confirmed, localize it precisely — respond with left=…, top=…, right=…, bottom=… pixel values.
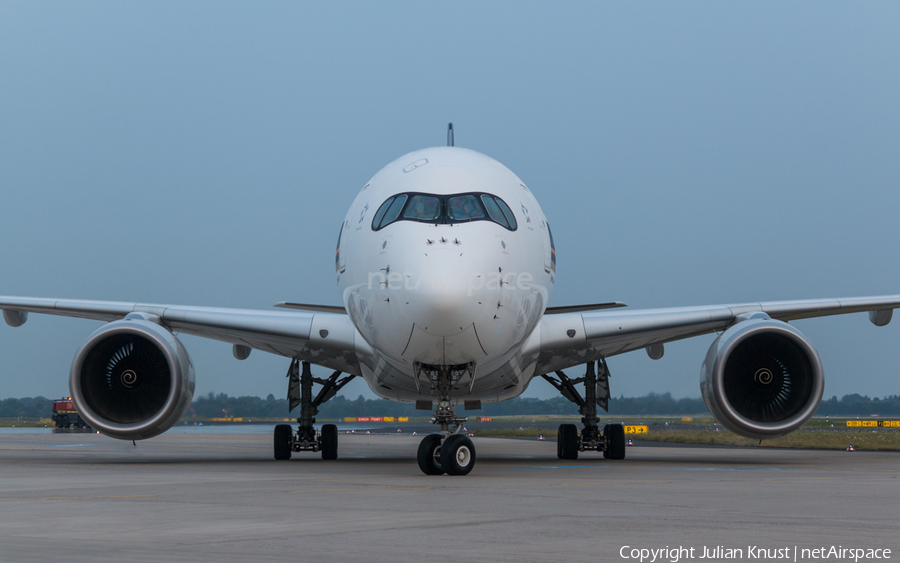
left=381, top=195, right=407, bottom=226
left=372, top=194, right=408, bottom=230
left=494, top=197, right=518, bottom=230
left=372, top=192, right=517, bottom=231
left=448, top=195, right=486, bottom=221
left=402, top=195, right=441, bottom=221
left=371, top=198, right=392, bottom=229
left=481, top=195, right=506, bottom=228
left=480, top=194, right=517, bottom=230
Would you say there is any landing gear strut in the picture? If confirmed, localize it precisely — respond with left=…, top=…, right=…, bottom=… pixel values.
left=273, top=360, right=355, bottom=461
left=415, top=365, right=476, bottom=476
left=541, top=359, right=625, bottom=461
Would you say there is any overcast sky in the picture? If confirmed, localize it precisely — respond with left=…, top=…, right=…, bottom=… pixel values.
left=2, top=2, right=899, bottom=404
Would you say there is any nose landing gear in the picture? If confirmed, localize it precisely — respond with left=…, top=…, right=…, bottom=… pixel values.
left=417, top=430, right=476, bottom=476
left=416, top=434, right=444, bottom=475
left=415, top=400, right=476, bottom=475
left=416, top=367, right=477, bottom=475
left=542, top=359, right=626, bottom=461
left=273, top=359, right=355, bottom=461
left=441, top=434, right=476, bottom=475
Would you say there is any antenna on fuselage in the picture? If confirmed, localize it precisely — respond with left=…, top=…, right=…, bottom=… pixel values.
left=447, top=122, right=454, bottom=147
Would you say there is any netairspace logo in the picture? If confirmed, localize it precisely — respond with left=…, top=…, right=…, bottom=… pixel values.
left=619, top=545, right=892, bottom=563
left=367, top=270, right=533, bottom=295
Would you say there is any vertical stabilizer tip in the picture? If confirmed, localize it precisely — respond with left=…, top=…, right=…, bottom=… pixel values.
left=447, top=123, right=454, bottom=147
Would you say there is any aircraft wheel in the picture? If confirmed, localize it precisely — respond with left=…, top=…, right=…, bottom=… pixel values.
left=557, top=424, right=579, bottom=460
left=605, top=423, right=626, bottom=460
left=274, top=424, right=292, bottom=460
left=321, top=424, right=338, bottom=460
left=417, top=434, right=444, bottom=475
left=441, top=434, right=476, bottom=476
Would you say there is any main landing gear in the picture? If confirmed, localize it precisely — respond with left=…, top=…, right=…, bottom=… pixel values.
left=274, top=359, right=355, bottom=461
left=415, top=365, right=476, bottom=476
left=542, top=359, right=626, bottom=461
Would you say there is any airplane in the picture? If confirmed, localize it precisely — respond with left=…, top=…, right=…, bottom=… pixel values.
left=3, top=124, right=899, bottom=476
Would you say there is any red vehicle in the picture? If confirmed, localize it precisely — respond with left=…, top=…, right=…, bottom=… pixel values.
left=51, top=397, right=90, bottom=429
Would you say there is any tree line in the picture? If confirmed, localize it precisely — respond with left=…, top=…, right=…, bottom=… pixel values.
left=3, top=392, right=900, bottom=419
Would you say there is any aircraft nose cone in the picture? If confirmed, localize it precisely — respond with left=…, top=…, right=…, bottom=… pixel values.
left=405, top=250, right=484, bottom=336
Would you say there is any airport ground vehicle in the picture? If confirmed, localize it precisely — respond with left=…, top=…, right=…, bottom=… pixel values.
left=51, top=397, right=91, bottom=429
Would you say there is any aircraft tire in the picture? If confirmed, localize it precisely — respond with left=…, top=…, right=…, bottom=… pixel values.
left=602, top=424, right=611, bottom=458
left=417, top=434, right=444, bottom=475
left=558, top=424, right=579, bottom=460
left=274, top=424, right=292, bottom=460
left=606, top=423, right=626, bottom=460
left=441, top=434, right=476, bottom=476
left=321, top=424, right=338, bottom=460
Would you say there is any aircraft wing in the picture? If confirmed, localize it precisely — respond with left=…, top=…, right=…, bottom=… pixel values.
left=535, top=295, right=900, bottom=375
left=0, top=296, right=363, bottom=375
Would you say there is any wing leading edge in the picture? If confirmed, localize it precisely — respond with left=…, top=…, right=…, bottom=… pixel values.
left=0, top=296, right=364, bottom=376
left=535, top=295, right=900, bottom=375
left=5, top=293, right=899, bottom=384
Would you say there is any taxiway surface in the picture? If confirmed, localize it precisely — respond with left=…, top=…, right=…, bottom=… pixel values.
left=1, top=432, right=897, bottom=562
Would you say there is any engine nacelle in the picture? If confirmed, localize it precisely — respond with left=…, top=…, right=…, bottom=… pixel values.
left=70, top=318, right=195, bottom=440
left=701, top=317, right=824, bottom=440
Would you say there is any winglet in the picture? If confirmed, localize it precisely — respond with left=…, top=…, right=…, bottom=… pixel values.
left=447, top=123, right=454, bottom=147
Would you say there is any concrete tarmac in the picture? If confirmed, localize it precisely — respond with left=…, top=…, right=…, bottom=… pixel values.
left=1, top=432, right=897, bottom=563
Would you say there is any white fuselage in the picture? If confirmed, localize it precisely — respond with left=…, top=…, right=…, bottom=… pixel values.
left=337, top=147, right=556, bottom=404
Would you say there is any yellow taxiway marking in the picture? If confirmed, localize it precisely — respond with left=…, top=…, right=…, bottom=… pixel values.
left=290, top=487, right=432, bottom=494
left=562, top=481, right=666, bottom=486
left=0, top=495, right=156, bottom=502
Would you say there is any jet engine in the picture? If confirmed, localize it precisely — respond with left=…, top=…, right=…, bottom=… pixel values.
left=70, top=317, right=195, bottom=440
left=701, top=315, right=824, bottom=440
